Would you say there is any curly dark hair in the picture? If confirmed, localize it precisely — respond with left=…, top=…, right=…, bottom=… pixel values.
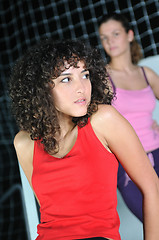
left=98, top=13, right=143, bottom=64
left=9, top=38, right=114, bottom=154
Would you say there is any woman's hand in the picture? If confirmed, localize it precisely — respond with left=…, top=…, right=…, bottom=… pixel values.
left=151, top=119, right=159, bottom=133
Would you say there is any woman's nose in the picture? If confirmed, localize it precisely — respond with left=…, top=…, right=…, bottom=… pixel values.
left=76, top=79, right=85, bottom=93
left=107, top=37, right=113, bottom=45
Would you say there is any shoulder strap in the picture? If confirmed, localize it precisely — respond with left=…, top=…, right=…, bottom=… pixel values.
left=107, top=73, right=116, bottom=93
left=141, top=66, right=149, bottom=85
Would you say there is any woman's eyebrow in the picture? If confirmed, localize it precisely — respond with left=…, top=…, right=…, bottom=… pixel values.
left=60, top=73, right=71, bottom=76
left=60, top=69, right=88, bottom=76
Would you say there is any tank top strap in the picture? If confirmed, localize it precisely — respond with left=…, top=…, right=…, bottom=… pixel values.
left=108, top=67, right=149, bottom=92
left=107, top=72, right=116, bottom=93
left=141, top=66, right=149, bottom=85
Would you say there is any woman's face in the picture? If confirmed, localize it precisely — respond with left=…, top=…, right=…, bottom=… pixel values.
left=99, top=19, right=133, bottom=58
left=51, top=61, right=92, bottom=119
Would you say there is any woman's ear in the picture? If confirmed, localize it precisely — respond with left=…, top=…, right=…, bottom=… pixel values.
left=128, top=30, right=134, bottom=42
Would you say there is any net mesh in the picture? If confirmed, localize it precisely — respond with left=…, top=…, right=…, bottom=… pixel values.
left=0, top=0, right=159, bottom=238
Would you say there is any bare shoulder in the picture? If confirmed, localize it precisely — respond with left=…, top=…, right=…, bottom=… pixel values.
left=142, top=66, right=159, bottom=81
left=14, top=130, right=34, bottom=159
left=91, top=104, right=128, bottom=137
left=91, top=104, right=123, bottom=125
left=90, top=104, right=136, bottom=155
left=14, top=131, right=34, bottom=185
left=143, top=65, right=157, bottom=74
left=143, top=66, right=159, bottom=98
left=14, top=130, right=32, bottom=147
left=91, top=104, right=136, bottom=140
left=14, top=131, right=34, bottom=156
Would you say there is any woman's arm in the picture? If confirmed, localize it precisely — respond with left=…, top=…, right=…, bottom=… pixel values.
left=93, top=105, right=159, bottom=240
left=14, top=131, right=34, bottom=188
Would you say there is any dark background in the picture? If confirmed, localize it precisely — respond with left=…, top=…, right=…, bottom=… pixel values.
left=0, top=0, right=159, bottom=239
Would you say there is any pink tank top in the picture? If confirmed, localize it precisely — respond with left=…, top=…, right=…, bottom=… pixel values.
left=110, top=67, right=159, bottom=152
left=32, top=119, right=120, bottom=240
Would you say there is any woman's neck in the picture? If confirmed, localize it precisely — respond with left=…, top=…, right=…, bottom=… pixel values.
left=109, top=51, right=134, bottom=71
left=55, top=112, right=75, bottom=140
left=109, top=58, right=135, bottom=72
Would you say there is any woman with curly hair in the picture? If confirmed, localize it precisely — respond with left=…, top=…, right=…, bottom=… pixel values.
left=98, top=12, right=159, bottom=223
left=9, top=39, right=159, bottom=240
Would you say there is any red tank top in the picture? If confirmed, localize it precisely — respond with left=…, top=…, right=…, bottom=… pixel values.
left=32, top=119, right=120, bottom=240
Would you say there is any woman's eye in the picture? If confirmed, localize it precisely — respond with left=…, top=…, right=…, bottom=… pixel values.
left=101, top=36, right=107, bottom=42
left=61, top=77, right=70, bottom=83
left=83, top=73, right=90, bottom=79
left=114, top=32, right=119, bottom=37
